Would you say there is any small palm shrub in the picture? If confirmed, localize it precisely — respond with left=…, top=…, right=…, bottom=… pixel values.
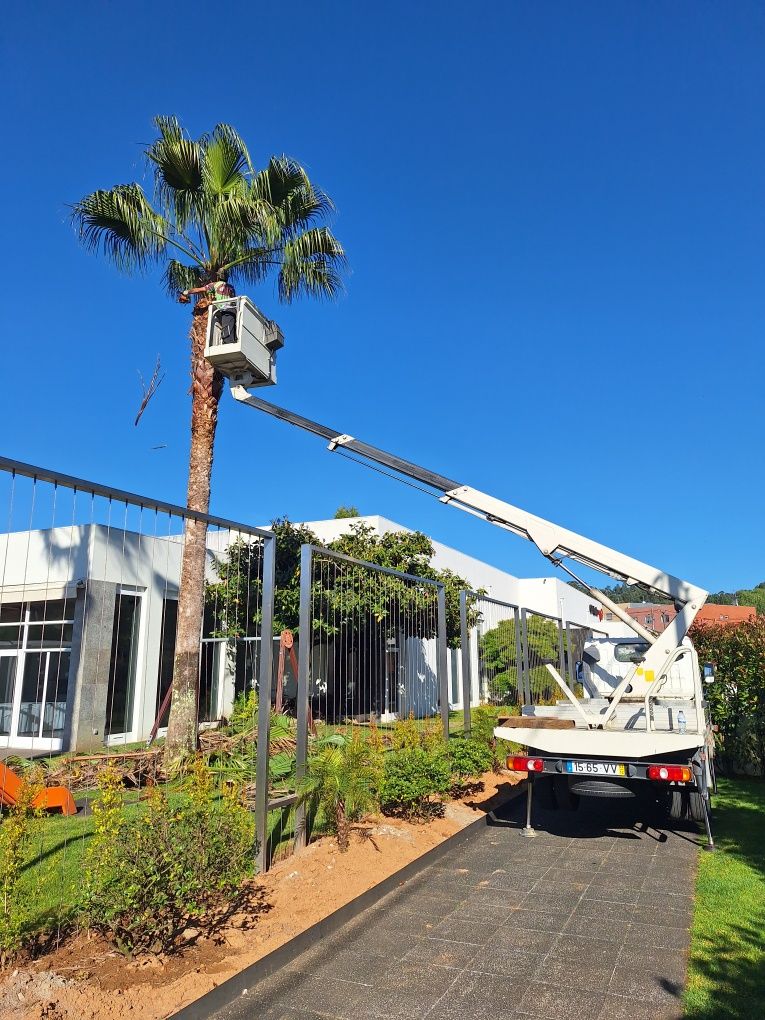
left=379, top=745, right=451, bottom=820
left=82, top=759, right=255, bottom=954
left=229, top=689, right=258, bottom=733
left=298, top=734, right=381, bottom=851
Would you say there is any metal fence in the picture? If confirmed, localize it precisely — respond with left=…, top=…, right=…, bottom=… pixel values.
left=0, top=455, right=276, bottom=898
left=460, top=592, right=610, bottom=724
left=258, top=544, right=449, bottom=863
left=459, top=592, right=522, bottom=721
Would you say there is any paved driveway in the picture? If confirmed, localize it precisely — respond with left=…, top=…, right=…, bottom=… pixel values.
left=206, top=795, right=701, bottom=1020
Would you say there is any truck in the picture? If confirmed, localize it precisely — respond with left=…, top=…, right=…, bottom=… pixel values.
left=204, top=303, right=717, bottom=848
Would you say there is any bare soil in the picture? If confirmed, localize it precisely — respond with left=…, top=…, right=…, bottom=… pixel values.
left=2, top=772, right=521, bottom=1020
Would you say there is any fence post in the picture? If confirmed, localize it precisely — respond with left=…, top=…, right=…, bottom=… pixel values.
left=520, top=608, right=531, bottom=704
left=254, top=533, right=276, bottom=873
left=437, top=584, right=449, bottom=739
left=557, top=618, right=566, bottom=688
left=459, top=590, right=472, bottom=734
left=294, top=544, right=313, bottom=851
left=514, top=608, right=524, bottom=707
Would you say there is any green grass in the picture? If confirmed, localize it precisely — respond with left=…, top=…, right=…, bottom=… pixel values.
left=685, top=777, right=765, bottom=1019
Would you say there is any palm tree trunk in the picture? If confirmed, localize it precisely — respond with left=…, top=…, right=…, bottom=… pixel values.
left=166, top=299, right=223, bottom=754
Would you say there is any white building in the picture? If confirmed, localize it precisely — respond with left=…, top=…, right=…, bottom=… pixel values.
left=0, top=514, right=613, bottom=755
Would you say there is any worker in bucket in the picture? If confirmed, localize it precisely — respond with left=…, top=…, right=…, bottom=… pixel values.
left=179, top=270, right=237, bottom=342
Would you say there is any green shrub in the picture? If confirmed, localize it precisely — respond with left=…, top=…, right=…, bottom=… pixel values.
left=229, top=688, right=258, bottom=733
left=448, top=737, right=494, bottom=784
left=470, top=704, right=521, bottom=769
left=298, top=734, right=381, bottom=851
left=0, top=772, right=41, bottom=965
left=691, top=618, right=765, bottom=775
left=379, top=745, right=451, bottom=820
left=82, top=759, right=255, bottom=954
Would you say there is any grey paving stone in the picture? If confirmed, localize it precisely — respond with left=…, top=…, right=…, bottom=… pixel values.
left=508, top=907, right=572, bottom=932
left=571, top=898, right=638, bottom=921
left=630, top=903, right=692, bottom=929
left=359, top=966, right=459, bottom=1015
left=424, top=970, right=526, bottom=1020
left=256, top=974, right=369, bottom=1019
left=479, top=870, right=541, bottom=892
left=608, top=964, right=686, bottom=1004
left=562, top=912, right=632, bottom=943
left=516, top=979, right=607, bottom=1020
left=468, top=948, right=543, bottom=981
left=486, top=924, right=559, bottom=955
left=597, top=993, right=685, bottom=1019
left=546, top=933, right=622, bottom=969
left=521, top=891, right=587, bottom=914
left=426, top=915, right=503, bottom=945
left=402, top=936, right=479, bottom=970
left=314, top=948, right=394, bottom=985
left=535, top=958, right=615, bottom=991
left=623, top=921, right=691, bottom=950
left=456, top=888, right=525, bottom=917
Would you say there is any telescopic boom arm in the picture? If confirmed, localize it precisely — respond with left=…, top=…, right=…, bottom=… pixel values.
left=230, top=386, right=708, bottom=721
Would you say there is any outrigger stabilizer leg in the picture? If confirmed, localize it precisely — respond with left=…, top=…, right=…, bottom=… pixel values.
left=520, top=774, right=537, bottom=838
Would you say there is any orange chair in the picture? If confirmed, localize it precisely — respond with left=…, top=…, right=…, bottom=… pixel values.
left=0, top=762, right=77, bottom=816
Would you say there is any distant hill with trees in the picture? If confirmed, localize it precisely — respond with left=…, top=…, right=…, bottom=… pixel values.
left=569, top=580, right=765, bottom=614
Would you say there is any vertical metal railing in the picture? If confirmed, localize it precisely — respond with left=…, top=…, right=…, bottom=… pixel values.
left=287, top=544, right=448, bottom=855
left=459, top=591, right=523, bottom=725
left=0, top=455, right=277, bottom=934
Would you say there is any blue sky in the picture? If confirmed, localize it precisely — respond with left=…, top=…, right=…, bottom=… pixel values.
left=2, top=1, right=763, bottom=592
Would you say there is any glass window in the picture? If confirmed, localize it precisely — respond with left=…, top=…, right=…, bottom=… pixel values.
left=614, top=641, right=651, bottom=663
left=0, top=657, right=17, bottom=736
left=41, top=650, right=70, bottom=738
left=18, top=652, right=47, bottom=736
left=155, top=599, right=178, bottom=728
left=661, top=613, right=670, bottom=624
left=28, top=599, right=75, bottom=622
left=105, top=593, right=141, bottom=736
left=199, top=641, right=222, bottom=723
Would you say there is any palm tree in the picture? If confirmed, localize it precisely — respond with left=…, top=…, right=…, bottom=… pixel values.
left=72, top=117, right=345, bottom=754
left=297, top=734, right=381, bottom=851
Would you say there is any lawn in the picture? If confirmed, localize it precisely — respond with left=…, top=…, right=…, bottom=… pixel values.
left=684, top=777, right=765, bottom=1019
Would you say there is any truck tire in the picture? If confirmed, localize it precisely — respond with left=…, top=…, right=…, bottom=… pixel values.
left=568, top=778, right=636, bottom=799
left=667, top=788, right=707, bottom=824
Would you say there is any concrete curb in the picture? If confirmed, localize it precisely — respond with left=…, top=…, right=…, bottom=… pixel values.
left=170, top=782, right=526, bottom=1019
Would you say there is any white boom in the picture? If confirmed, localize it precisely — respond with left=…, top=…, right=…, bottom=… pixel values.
left=229, top=386, right=709, bottom=729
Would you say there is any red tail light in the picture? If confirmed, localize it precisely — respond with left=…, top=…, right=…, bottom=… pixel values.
left=507, top=756, right=544, bottom=772
left=647, top=765, right=692, bottom=783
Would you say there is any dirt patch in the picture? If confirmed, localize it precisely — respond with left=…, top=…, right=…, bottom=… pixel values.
left=2, top=772, right=521, bottom=1020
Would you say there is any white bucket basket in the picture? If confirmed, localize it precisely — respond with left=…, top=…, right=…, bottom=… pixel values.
left=203, top=296, right=284, bottom=388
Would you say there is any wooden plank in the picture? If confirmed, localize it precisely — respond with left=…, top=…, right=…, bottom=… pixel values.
left=497, top=716, right=576, bottom=730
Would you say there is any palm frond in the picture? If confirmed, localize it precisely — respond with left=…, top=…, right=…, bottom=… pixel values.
left=278, top=227, right=346, bottom=302
left=203, top=125, right=251, bottom=195
left=206, top=193, right=281, bottom=257
left=71, top=183, right=167, bottom=272
left=251, top=156, right=312, bottom=206
left=163, top=260, right=204, bottom=297
left=148, top=116, right=205, bottom=229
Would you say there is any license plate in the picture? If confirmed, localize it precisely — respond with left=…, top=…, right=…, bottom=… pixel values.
left=565, top=761, right=626, bottom=776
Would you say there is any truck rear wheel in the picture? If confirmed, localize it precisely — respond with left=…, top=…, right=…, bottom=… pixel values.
left=667, top=787, right=707, bottom=824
